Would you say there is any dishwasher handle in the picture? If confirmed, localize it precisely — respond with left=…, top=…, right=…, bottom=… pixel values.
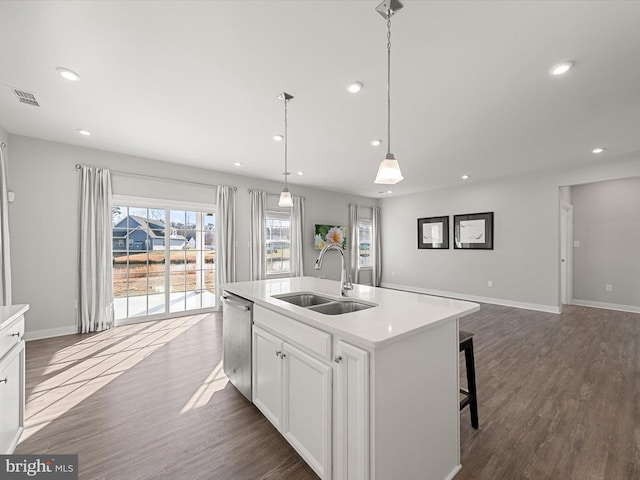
left=221, top=294, right=251, bottom=312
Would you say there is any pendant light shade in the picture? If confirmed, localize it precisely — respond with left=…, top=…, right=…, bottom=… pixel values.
left=374, top=0, right=404, bottom=185
left=278, top=92, right=294, bottom=207
left=374, top=153, right=403, bottom=184
left=278, top=188, right=293, bottom=207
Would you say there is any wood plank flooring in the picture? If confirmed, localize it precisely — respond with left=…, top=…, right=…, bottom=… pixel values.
left=15, top=304, right=640, bottom=479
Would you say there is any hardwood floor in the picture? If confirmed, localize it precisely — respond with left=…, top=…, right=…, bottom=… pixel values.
left=17, top=314, right=317, bottom=480
left=457, top=304, right=640, bottom=480
left=16, top=304, right=640, bottom=479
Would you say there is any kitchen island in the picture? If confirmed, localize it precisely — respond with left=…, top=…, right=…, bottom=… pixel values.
left=223, top=277, right=479, bottom=480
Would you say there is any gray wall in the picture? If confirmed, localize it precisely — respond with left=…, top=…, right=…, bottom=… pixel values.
left=7, top=134, right=377, bottom=338
left=380, top=158, right=640, bottom=312
left=572, top=177, right=640, bottom=309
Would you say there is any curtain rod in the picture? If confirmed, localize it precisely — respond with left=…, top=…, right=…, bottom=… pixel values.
left=75, top=164, right=236, bottom=191
left=247, top=188, right=305, bottom=200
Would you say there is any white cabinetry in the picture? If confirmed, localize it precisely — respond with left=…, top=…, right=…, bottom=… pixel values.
left=253, top=326, right=283, bottom=429
left=282, top=342, right=332, bottom=479
left=253, top=311, right=332, bottom=480
left=334, top=341, right=369, bottom=480
left=0, top=306, right=28, bottom=455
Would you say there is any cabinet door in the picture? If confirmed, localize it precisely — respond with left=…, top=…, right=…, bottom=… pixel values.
left=252, top=326, right=283, bottom=429
left=0, top=341, right=25, bottom=454
left=335, top=341, right=369, bottom=480
left=283, top=343, right=332, bottom=480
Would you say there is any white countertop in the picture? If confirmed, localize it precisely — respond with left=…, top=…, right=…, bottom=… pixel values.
left=223, top=277, right=479, bottom=348
left=0, top=304, right=29, bottom=331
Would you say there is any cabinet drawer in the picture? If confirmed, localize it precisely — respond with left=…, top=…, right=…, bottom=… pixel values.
left=0, top=316, right=24, bottom=361
left=254, top=305, right=331, bottom=362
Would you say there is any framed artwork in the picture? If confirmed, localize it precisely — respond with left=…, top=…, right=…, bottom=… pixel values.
left=454, top=212, right=494, bottom=250
left=417, top=216, right=449, bottom=249
left=314, top=224, right=347, bottom=250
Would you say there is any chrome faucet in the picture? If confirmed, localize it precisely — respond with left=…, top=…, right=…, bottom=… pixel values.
left=315, top=244, right=353, bottom=297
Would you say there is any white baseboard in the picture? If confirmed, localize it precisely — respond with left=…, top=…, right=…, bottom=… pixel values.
left=571, top=299, right=640, bottom=314
left=24, top=325, right=77, bottom=341
left=445, top=465, right=462, bottom=480
left=380, top=282, right=561, bottom=314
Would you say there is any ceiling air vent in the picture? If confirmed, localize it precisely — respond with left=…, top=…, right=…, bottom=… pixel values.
left=11, top=88, right=40, bottom=107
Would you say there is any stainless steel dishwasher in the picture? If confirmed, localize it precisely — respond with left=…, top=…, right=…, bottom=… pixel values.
left=221, top=291, right=253, bottom=401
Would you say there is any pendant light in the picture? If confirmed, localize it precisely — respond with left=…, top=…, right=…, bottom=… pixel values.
left=278, top=92, right=294, bottom=207
left=374, top=0, right=404, bottom=185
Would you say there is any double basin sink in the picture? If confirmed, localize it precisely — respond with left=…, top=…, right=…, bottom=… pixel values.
left=273, top=292, right=377, bottom=316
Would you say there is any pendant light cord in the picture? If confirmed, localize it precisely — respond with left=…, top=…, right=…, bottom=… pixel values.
left=284, top=96, right=289, bottom=190
left=387, top=12, right=392, bottom=156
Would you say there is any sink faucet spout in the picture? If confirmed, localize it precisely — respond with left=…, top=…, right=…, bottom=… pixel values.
left=314, top=244, right=353, bottom=297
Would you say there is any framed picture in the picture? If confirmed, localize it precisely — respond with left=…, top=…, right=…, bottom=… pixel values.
left=417, top=216, right=449, bottom=249
left=454, top=212, right=494, bottom=250
left=314, top=224, right=347, bottom=250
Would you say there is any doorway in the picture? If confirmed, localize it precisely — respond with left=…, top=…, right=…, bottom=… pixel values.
left=560, top=201, right=573, bottom=306
left=112, top=201, right=216, bottom=323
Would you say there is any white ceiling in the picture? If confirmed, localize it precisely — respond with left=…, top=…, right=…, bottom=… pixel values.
left=1, top=1, right=639, bottom=198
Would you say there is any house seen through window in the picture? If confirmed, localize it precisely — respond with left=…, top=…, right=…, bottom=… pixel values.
left=266, top=211, right=291, bottom=275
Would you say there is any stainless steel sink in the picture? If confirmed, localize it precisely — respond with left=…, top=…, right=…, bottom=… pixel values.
left=308, top=301, right=374, bottom=315
left=276, top=293, right=333, bottom=308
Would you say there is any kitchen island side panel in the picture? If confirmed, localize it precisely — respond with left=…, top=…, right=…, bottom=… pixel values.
left=371, top=318, right=460, bottom=480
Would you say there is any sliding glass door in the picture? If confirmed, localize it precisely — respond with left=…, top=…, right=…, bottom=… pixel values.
left=112, top=203, right=216, bottom=322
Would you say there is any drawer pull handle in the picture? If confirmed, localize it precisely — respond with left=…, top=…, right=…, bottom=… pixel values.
left=334, top=355, right=343, bottom=364
left=0, top=378, right=7, bottom=384
left=281, top=353, right=286, bottom=359
left=10, top=332, right=21, bottom=337
left=275, top=350, right=282, bottom=358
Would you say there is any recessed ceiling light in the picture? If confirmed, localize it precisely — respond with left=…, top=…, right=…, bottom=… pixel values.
left=273, top=135, right=284, bottom=142
left=592, top=147, right=605, bottom=154
left=296, top=171, right=304, bottom=175
left=371, top=139, right=382, bottom=146
left=56, top=67, right=80, bottom=81
left=461, top=174, right=470, bottom=180
left=77, top=129, right=91, bottom=136
left=550, top=62, right=574, bottom=76
left=234, top=162, right=243, bottom=167
left=347, top=82, right=363, bottom=93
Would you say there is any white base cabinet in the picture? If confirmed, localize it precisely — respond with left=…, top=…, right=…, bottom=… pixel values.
left=0, top=307, right=27, bottom=455
left=251, top=303, right=459, bottom=480
left=334, top=340, right=369, bottom=480
left=252, top=305, right=369, bottom=480
left=253, top=323, right=332, bottom=479
left=282, top=342, right=332, bottom=478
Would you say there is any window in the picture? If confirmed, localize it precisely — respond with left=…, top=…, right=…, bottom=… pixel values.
left=266, top=211, right=291, bottom=275
left=358, top=222, right=372, bottom=268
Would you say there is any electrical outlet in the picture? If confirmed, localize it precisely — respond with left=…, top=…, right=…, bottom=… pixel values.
left=574, top=240, right=580, bottom=247
left=487, top=280, right=493, bottom=288
left=605, top=284, right=613, bottom=292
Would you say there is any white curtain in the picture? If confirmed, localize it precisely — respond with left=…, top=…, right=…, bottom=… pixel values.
left=372, top=206, right=382, bottom=287
left=78, top=166, right=114, bottom=333
left=0, top=144, right=11, bottom=306
left=249, top=190, right=267, bottom=280
left=290, top=196, right=305, bottom=277
left=348, top=204, right=360, bottom=284
left=215, top=185, right=236, bottom=306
